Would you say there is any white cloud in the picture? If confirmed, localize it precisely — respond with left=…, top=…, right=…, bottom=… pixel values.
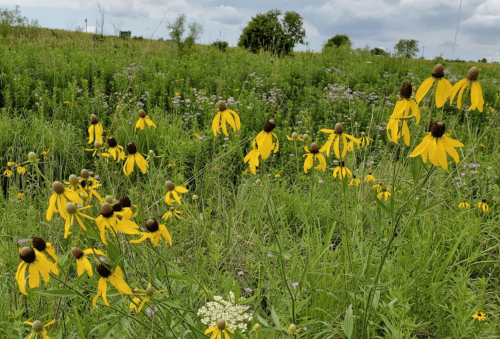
left=303, top=20, right=319, bottom=38
left=85, top=24, right=96, bottom=33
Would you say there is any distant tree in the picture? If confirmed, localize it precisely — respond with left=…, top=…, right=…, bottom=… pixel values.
left=212, top=40, right=229, bottom=52
left=324, top=35, right=351, bottom=49
left=370, top=47, right=388, bottom=56
left=238, top=9, right=305, bottom=56
left=167, top=14, right=203, bottom=56
left=480, top=57, right=487, bottom=63
left=0, top=5, right=39, bottom=39
left=394, top=39, right=419, bottom=58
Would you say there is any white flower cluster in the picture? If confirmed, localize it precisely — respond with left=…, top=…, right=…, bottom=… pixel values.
left=197, top=291, right=253, bottom=332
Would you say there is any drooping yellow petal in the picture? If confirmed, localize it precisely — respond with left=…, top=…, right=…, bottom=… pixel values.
left=212, top=112, right=221, bottom=137
left=220, top=112, right=229, bottom=137
left=410, top=134, right=433, bottom=158
left=88, top=125, right=95, bottom=144
left=46, top=194, right=58, bottom=221
left=304, top=153, right=314, bottom=173
left=450, top=79, right=467, bottom=105
left=435, top=78, right=452, bottom=108
left=16, top=262, right=28, bottom=295
left=410, top=100, right=420, bottom=124
left=427, top=137, right=439, bottom=167
left=109, top=267, right=133, bottom=295
left=134, top=154, right=148, bottom=174
left=436, top=138, right=448, bottom=170
left=416, top=77, right=434, bottom=104
left=28, top=263, right=40, bottom=288
left=456, top=80, right=468, bottom=109
left=315, top=153, right=327, bottom=172
left=333, top=135, right=341, bottom=159
left=402, top=120, right=410, bottom=146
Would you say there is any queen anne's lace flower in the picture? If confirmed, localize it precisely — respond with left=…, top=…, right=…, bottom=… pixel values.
left=197, top=292, right=253, bottom=332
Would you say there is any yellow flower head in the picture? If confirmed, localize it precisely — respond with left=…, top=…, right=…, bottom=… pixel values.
left=377, top=188, right=391, bottom=201
left=387, top=82, right=420, bottom=146
left=360, top=132, right=373, bottom=148
left=286, top=323, right=301, bottom=335
left=212, top=101, right=241, bottom=137
left=71, top=247, right=106, bottom=278
left=135, top=109, right=157, bottom=131
left=46, top=181, right=83, bottom=221
left=476, top=199, right=489, bottom=212
left=88, top=114, right=104, bottom=144
left=63, top=203, right=94, bottom=238
left=31, top=237, right=59, bottom=274
left=131, top=218, right=172, bottom=247
left=244, top=140, right=260, bottom=175
left=416, top=64, right=452, bottom=108
left=95, top=203, right=140, bottom=245
left=472, top=311, right=486, bottom=321
left=162, top=206, right=183, bottom=221
left=303, top=142, right=327, bottom=173
left=165, top=180, right=188, bottom=205
left=450, top=67, right=484, bottom=112
left=123, top=142, right=149, bottom=176
left=93, top=264, right=132, bottom=306
left=101, top=137, right=126, bottom=162
left=286, top=132, right=302, bottom=142
left=458, top=200, right=471, bottom=209
left=319, top=123, right=360, bottom=159
left=255, top=119, right=279, bottom=159
left=16, top=247, right=54, bottom=295
left=365, top=172, right=376, bottom=183
left=349, top=175, right=362, bottom=186
left=409, top=121, right=464, bottom=171
left=332, top=160, right=353, bottom=179
left=130, top=283, right=167, bottom=313
left=24, top=319, right=56, bottom=339
left=205, top=320, right=235, bottom=339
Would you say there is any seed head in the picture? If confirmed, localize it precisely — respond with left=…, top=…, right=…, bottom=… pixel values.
left=400, top=82, right=412, bottom=99
left=430, top=121, right=446, bottom=138
left=309, top=142, right=319, bottom=154
left=94, top=141, right=102, bottom=149
left=71, top=247, right=84, bottom=259
left=32, top=320, right=43, bottom=333
left=120, top=196, right=132, bottom=208
left=291, top=132, right=298, bottom=140
left=169, top=206, right=176, bottom=212
left=126, top=143, right=137, bottom=154
left=255, top=179, right=262, bottom=186
left=105, top=195, right=114, bottom=204
left=432, top=64, right=444, bottom=78
left=302, top=134, right=310, bottom=142
left=20, top=247, right=36, bottom=263
left=81, top=169, right=90, bottom=178
left=90, top=114, right=99, bottom=124
left=217, top=319, right=226, bottom=330
left=68, top=174, right=79, bottom=186
left=32, top=237, right=47, bottom=252
left=66, top=202, right=77, bottom=215
left=467, top=67, right=479, bottom=81
left=146, top=219, right=159, bottom=232
left=112, top=202, right=123, bottom=212
left=138, top=109, right=147, bottom=118
left=165, top=180, right=175, bottom=191
left=263, top=119, right=276, bottom=133
left=96, top=263, right=112, bottom=278
left=192, top=194, right=199, bottom=201
left=361, top=132, right=366, bottom=137
left=482, top=199, right=486, bottom=203
left=107, top=137, right=118, bottom=148
left=100, top=203, right=114, bottom=217
left=218, top=101, right=226, bottom=112
left=146, top=285, right=155, bottom=297
left=52, top=181, right=65, bottom=194
left=334, top=123, right=343, bottom=135
left=28, top=152, right=38, bottom=162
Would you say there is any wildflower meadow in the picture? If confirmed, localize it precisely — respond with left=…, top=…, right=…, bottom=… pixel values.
left=1, top=28, right=500, bottom=338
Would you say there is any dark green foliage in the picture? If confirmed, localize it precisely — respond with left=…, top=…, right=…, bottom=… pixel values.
left=212, top=40, right=229, bottom=52
left=324, top=34, right=351, bottom=49
left=167, top=14, right=203, bottom=56
left=394, top=39, right=419, bottom=58
left=370, top=47, right=388, bottom=56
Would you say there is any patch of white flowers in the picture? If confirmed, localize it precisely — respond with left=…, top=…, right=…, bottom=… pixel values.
left=197, top=291, right=253, bottom=332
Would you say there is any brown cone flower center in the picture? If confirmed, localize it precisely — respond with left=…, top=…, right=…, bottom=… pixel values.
left=146, top=219, right=159, bottom=232
left=430, top=121, right=446, bottom=138
left=20, top=247, right=36, bottom=263
left=217, top=320, right=226, bottom=330
left=32, top=320, right=43, bottom=333
left=218, top=101, right=227, bottom=112
left=71, top=247, right=84, bottom=259
left=432, top=64, right=444, bottom=78
left=120, top=196, right=132, bottom=208
left=66, top=202, right=77, bottom=215
left=165, top=180, right=175, bottom=191
left=90, top=114, right=99, bottom=124
left=334, top=123, right=343, bottom=135
left=113, top=202, right=123, bottom=212
left=400, top=82, right=412, bottom=99
left=467, top=67, right=479, bottom=81
left=107, top=137, right=118, bottom=148
left=68, top=174, right=79, bottom=186
left=309, top=142, right=319, bottom=154
left=52, top=181, right=65, bottom=194
left=81, top=169, right=90, bottom=178
left=138, top=109, right=147, bottom=118
left=146, top=285, right=155, bottom=297
left=101, top=203, right=114, bottom=218
left=263, top=119, right=276, bottom=133
left=126, top=143, right=137, bottom=154
left=96, top=263, right=112, bottom=278
left=32, top=237, right=47, bottom=252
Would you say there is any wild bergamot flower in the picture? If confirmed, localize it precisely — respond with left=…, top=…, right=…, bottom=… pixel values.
left=165, top=180, right=188, bottom=205
left=472, top=311, right=486, bottom=321
left=123, top=142, right=148, bottom=176
left=71, top=247, right=106, bottom=278
left=416, top=64, right=452, bottom=108
left=409, top=121, right=464, bottom=171
left=476, top=199, right=489, bottom=212
left=102, top=137, right=126, bottom=162
left=131, top=219, right=172, bottom=247
left=244, top=140, right=260, bottom=175
left=46, top=181, right=84, bottom=221
left=332, top=160, right=352, bottom=179
left=130, top=283, right=166, bottom=313
left=320, top=123, right=360, bottom=159
left=24, top=319, right=56, bottom=339
left=93, top=263, right=132, bottom=306
left=212, top=101, right=241, bottom=137
left=135, top=109, right=157, bottom=131
left=387, top=83, right=420, bottom=146
left=303, top=142, right=326, bottom=173
left=450, top=67, right=484, bottom=112
left=255, top=119, right=279, bottom=159
left=95, top=203, right=140, bottom=245
left=458, top=200, right=471, bottom=209
left=88, top=114, right=103, bottom=144
left=16, top=247, right=54, bottom=295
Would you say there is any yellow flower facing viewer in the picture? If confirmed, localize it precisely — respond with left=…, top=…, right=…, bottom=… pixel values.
left=332, top=161, right=352, bottom=179
left=450, top=67, right=484, bottom=112
left=476, top=199, right=489, bottom=212
left=458, top=200, right=471, bottom=209
left=131, top=219, right=173, bottom=247
left=320, top=123, right=360, bottom=159
left=130, top=283, right=166, bottom=313
left=409, top=121, right=464, bottom=171
left=135, top=109, right=157, bottom=131
left=244, top=139, right=260, bottom=175
left=162, top=206, right=182, bottom=221
left=71, top=247, right=106, bottom=278
left=255, top=119, right=279, bottom=159
left=88, top=114, right=103, bottom=144
left=472, top=311, right=486, bottom=321
left=303, top=142, right=326, bottom=173
left=212, top=101, right=241, bottom=137
left=123, top=142, right=148, bottom=176
left=101, top=137, right=126, bottom=162
left=16, top=247, right=54, bottom=295
left=24, top=319, right=56, bottom=339
left=365, top=172, right=376, bottom=183
left=416, top=64, right=452, bottom=108
left=46, top=181, right=83, bottom=221
left=95, top=203, right=140, bottom=245
left=93, top=263, right=132, bottom=306
left=165, top=180, right=188, bottom=205
left=205, top=320, right=235, bottom=339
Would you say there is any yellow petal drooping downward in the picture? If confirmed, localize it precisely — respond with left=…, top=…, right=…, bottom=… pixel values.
left=416, top=77, right=434, bottom=104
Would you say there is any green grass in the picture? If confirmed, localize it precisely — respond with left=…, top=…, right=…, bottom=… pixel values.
left=1, top=27, right=500, bottom=338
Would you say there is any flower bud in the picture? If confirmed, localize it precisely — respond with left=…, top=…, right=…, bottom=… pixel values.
left=28, top=152, right=38, bottom=162
left=81, top=169, right=90, bottom=178
left=68, top=174, right=79, bottom=186
left=253, top=324, right=261, bottom=331
left=192, top=194, right=199, bottom=201
left=302, top=134, right=310, bottom=142
left=32, top=320, right=43, bottom=333
left=105, top=195, right=114, bottom=204
left=66, top=203, right=77, bottom=215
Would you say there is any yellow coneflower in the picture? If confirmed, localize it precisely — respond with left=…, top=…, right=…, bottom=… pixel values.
left=130, top=219, right=172, bottom=247
left=476, top=199, right=489, bottom=212
left=79, top=171, right=104, bottom=204
left=88, top=114, right=104, bottom=144
left=458, top=200, right=471, bottom=209
left=16, top=247, right=53, bottom=295
left=162, top=206, right=182, bottom=220
left=416, top=64, right=452, bottom=108
left=286, top=132, right=302, bottom=141
left=24, top=319, right=56, bottom=339
left=244, top=140, right=260, bottom=175
left=164, top=180, right=188, bottom=205
left=387, top=83, right=420, bottom=146
left=101, top=137, right=126, bottom=162
left=93, top=263, right=132, bottom=307
left=205, top=320, right=235, bottom=339
left=42, top=148, right=50, bottom=155
left=64, top=203, right=94, bottom=238
left=377, top=188, right=391, bottom=201
left=472, top=311, right=486, bottom=321
left=134, top=109, right=157, bottom=131
left=212, top=101, right=241, bottom=137
left=123, top=142, right=148, bottom=176
left=71, top=247, right=106, bottom=278
left=332, top=161, right=353, bottom=179
left=359, top=132, right=373, bottom=147
left=84, top=141, right=104, bottom=157
left=114, top=196, right=138, bottom=220
left=286, top=324, right=301, bottom=335
left=17, top=190, right=25, bottom=200
left=31, top=237, right=59, bottom=275
left=17, top=166, right=26, bottom=175
left=255, top=119, right=279, bottom=159
left=373, top=183, right=384, bottom=193
left=349, top=175, right=362, bottom=186
left=3, top=168, right=13, bottom=177
left=95, top=203, right=140, bottom=245
left=303, top=142, right=326, bottom=173
left=409, top=121, right=464, bottom=171
left=46, top=181, right=84, bottom=221
left=320, top=123, right=360, bottom=159
left=450, top=67, right=484, bottom=112
left=130, top=283, right=166, bottom=313
left=365, top=172, right=376, bottom=183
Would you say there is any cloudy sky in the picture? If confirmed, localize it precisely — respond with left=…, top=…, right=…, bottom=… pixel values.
left=2, top=0, right=500, bottom=61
